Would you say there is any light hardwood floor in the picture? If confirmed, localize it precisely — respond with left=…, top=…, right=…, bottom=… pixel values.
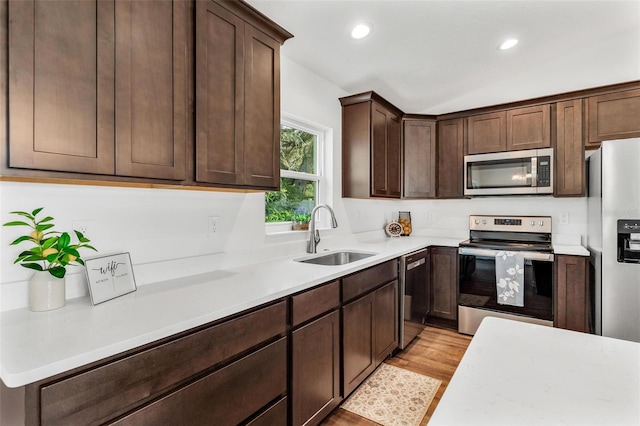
left=321, top=326, right=472, bottom=426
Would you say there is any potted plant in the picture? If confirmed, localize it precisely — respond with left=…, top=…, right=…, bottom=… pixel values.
left=292, top=207, right=311, bottom=231
left=3, top=207, right=97, bottom=311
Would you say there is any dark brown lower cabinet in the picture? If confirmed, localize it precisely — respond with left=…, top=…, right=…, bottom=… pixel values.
left=555, top=255, right=589, bottom=333
left=291, top=310, right=341, bottom=426
left=27, top=301, right=287, bottom=426
left=111, top=338, right=287, bottom=426
left=343, top=291, right=375, bottom=397
left=342, top=280, right=399, bottom=397
left=429, top=246, right=458, bottom=321
left=374, top=280, right=399, bottom=364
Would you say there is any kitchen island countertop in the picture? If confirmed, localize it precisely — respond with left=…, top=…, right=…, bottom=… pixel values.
left=430, top=317, right=640, bottom=425
left=0, top=235, right=461, bottom=388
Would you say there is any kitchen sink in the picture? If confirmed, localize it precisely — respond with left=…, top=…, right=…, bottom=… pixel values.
left=295, top=250, right=376, bottom=266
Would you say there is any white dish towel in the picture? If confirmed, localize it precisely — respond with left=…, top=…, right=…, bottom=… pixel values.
left=495, top=251, right=525, bottom=307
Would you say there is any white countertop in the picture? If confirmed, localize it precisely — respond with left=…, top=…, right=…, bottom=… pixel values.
left=552, top=244, right=590, bottom=256
left=429, top=317, right=640, bottom=425
left=0, top=235, right=461, bottom=388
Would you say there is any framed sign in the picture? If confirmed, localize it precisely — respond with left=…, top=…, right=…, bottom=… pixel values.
left=85, top=253, right=137, bottom=305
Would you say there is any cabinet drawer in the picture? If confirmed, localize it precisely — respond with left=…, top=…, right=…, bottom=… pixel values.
left=40, top=301, right=286, bottom=425
left=247, top=396, right=287, bottom=426
left=342, top=260, right=398, bottom=303
left=112, top=337, right=287, bottom=426
left=292, top=280, right=339, bottom=327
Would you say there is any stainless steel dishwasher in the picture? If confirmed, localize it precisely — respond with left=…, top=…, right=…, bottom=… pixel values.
left=399, top=248, right=429, bottom=349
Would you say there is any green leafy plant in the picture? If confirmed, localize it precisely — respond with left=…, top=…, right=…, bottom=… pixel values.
left=292, top=207, right=311, bottom=223
left=3, top=207, right=97, bottom=278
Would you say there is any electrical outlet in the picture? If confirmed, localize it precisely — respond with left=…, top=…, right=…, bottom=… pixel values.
left=427, top=212, right=435, bottom=223
left=559, top=212, right=569, bottom=225
left=208, top=216, right=219, bottom=238
left=72, top=220, right=94, bottom=237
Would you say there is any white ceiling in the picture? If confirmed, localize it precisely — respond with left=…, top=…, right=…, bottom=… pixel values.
left=247, top=0, right=640, bottom=115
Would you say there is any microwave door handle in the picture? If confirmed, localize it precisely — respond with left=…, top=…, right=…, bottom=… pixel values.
left=531, top=156, right=538, bottom=187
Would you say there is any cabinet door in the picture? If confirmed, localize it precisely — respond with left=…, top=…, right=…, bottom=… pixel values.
left=586, top=89, right=640, bottom=147
left=374, top=280, right=399, bottom=364
left=292, top=311, right=340, bottom=426
left=555, top=255, right=589, bottom=333
left=342, top=292, right=375, bottom=396
left=114, top=0, right=188, bottom=180
left=555, top=100, right=585, bottom=197
left=466, top=111, right=506, bottom=154
left=387, top=112, right=402, bottom=197
left=243, top=23, right=281, bottom=189
left=506, top=104, right=551, bottom=151
left=8, top=0, right=115, bottom=174
left=371, top=102, right=401, bottom=198
left=341, top=102, right=372, bottom=199
left=430, top=246, right=458, bottom=321
left=403, top=119, right=436, bottom=198
left=437, top=118, right=464, bottom=198
left=195, top=0, right=244, bottom=185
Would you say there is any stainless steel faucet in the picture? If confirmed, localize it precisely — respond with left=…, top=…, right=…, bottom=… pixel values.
left=307, top=204, right=338, bottom=253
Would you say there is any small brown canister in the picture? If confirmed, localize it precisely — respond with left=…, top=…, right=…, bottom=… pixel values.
left=398, top=211, right=412, bottom=236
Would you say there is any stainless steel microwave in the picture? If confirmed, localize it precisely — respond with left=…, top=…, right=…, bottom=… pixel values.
left=464, top=148, right=554, bottom=196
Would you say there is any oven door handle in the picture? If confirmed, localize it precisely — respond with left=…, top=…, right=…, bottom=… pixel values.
left=458, top=247, right=554, bottom=262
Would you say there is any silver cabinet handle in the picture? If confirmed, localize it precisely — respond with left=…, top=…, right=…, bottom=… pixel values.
left=407, top=258, right=426, bottom=271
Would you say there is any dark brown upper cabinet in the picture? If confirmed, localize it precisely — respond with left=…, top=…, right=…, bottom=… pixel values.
left=341, top=91, right=403, bottom=199
left=8, top=0, right=116, bottom=175
left=466, top=105, right=550, bottom=154
left=195, top=0, right=292, bottom=190
left=8, top=0, right=189, bottom=180
left=506, top=104, right=551, bottom=151
left=403, top=118, right=437, bottom=198
left=437, top=118, right=465, bottom=198
left=554, top=100, right=585, bottom=197
left=115, top=0, right=189, bottom=180
left=585, top=88, right=640, bottom=148
left=466, top=111, right=506, bottom=154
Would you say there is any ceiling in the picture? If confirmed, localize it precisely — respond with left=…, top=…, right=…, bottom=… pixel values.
left=247, top=0, right=640, bottom=115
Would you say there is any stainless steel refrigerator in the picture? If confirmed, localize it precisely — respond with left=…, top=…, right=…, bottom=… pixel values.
left=587, top=138, right=640, bottom=343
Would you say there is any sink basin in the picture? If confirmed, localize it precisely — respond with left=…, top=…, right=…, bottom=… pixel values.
left=295, top=251, right=376, bottom=266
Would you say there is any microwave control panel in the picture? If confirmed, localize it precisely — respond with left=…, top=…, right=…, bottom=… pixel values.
left=537, top=156, right=551, bottom=187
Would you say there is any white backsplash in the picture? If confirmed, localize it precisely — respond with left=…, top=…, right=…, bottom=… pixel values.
left=0, top=55, right=588, bottom=311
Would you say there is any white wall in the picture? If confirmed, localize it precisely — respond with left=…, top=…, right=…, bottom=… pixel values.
left=0, top=56, right=351, bottom=310
left=0, top=54, right=588, bottom=311
left=343, top=196, right=587, bottom=242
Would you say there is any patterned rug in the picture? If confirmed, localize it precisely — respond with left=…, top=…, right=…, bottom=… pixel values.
left=340, top=363, right=441, bottom=426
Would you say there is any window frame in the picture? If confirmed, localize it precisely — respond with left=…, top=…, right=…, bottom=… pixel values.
left=265, top=113, right=331, bottom=234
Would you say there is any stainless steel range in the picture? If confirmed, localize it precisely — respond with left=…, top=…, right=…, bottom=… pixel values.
left=458, top=215, right=555, bottom=335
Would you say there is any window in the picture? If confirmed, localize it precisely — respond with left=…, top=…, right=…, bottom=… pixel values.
left=265, top=115, right=329, bottom=232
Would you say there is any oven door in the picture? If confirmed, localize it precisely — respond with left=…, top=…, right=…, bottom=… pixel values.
left=458, top=247, right=554, bottom=334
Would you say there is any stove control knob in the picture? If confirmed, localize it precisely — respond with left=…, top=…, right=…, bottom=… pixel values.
left=530, top=220, right=535, bottom=226
left=539, top=220, right=544, bottom=226
left=482, top=219, right=487, bottom=224
left=475, top=219, right=480, bottom=225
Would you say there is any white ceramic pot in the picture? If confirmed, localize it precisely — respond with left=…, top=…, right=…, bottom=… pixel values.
left=29, top=271, right=65, bottom=312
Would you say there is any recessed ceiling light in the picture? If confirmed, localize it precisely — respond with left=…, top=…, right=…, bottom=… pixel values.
left=499, top=38, right=518, bottom=50
left=351, top=24, right=371, bottom=39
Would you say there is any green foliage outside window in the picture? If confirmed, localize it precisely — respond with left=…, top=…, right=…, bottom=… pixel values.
left=265, top=125, right=318, bottom=223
